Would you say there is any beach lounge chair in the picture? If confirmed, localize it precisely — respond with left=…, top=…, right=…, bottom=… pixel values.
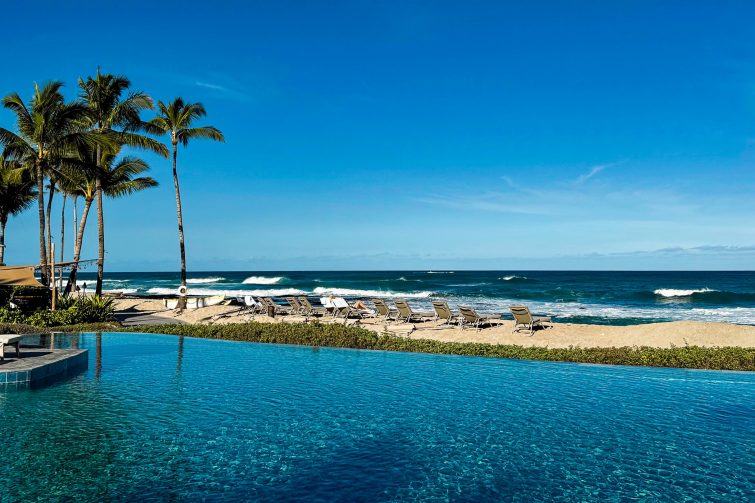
left=372, top=298, right=399, bottom=321
left=298, top=297, right=327, bottom=317
left=510, top=305, right=552, bottom=335
left=332, top=297, right=365, bottom=319
left=319, top=297, right=337, bottom=316
left=393, top=299, right=434, bottom=323
left=432, top=300, right=461, bottom=326
left=458, top=306, right=503, bottom=330
left=0, top=334, right=22, bottom=361
left=261, top=297, right=291, bottom=316
left=285, top=297, right=304, bottom=315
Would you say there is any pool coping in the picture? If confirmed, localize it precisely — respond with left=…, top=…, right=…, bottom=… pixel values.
left=0, top=349, right=88, bottom=386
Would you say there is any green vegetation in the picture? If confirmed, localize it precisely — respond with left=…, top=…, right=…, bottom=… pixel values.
left=1, top=321, right=752, bottom=371
left=0, top=296, right=115, bottom=327
left=147, top=98, right=225, bottom=307
left=0, top=70, right=223, bottom=294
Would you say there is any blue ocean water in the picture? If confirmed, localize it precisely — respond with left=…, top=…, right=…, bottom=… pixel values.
left=73, top=270, right=755, bottom=325
left=1, top=332, right=753, bottom=501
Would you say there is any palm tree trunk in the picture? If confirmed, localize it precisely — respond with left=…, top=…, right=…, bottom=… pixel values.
left=60, top=193, right=66, bottom=291
left=35, top=157, right=49, bottom=285
left=46, top=181, right=55, bottom=276
left=95, top=144, right=104, bottom=296
left=73, top=196, right=78, bottom=252
left=64, top=198, right=92, bottom=295
left=172, top=141, right=187, bottom=309
left=0, top=216, right=6, bottom=266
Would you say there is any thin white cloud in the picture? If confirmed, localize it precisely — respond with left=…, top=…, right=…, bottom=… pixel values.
left=574, top=162, right=617, bottom=185
left=195, top=81, right=227, bottom=91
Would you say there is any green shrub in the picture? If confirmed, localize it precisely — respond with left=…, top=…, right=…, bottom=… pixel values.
left=0, top=295, right=115, bottom=327
left=2, top=320, right=753, bottom=371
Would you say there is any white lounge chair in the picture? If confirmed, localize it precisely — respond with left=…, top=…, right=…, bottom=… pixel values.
left=394, top=299, right=434, bottom=323
left=0, top=334, right=22, bottom=361
left=459, top=306, right=504, bottom=330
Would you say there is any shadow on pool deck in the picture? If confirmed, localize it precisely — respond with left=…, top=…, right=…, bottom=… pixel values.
left=115, top=308, right=185, bottom=326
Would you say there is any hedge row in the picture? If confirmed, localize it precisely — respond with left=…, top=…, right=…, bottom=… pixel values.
left=2, top=321, right=753, bottom=371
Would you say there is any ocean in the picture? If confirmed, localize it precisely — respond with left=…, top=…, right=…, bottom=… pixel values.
left=69, top=270, right=755, bottom=326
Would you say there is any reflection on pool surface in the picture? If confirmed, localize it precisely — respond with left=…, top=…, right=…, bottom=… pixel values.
left=0, top=332, right=753, bottom=501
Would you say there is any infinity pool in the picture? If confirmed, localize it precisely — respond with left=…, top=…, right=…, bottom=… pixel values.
left=1, top=332, right=753, bottom=501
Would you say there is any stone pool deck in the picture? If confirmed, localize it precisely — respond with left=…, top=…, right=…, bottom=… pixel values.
left=0, top=348, right=88, bottom=388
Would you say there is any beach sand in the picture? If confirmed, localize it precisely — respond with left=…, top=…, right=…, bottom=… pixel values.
left=113, top=298, right=755, bottom=349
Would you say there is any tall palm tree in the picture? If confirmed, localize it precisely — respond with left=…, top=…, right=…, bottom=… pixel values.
left=79, top=69, right=167, bottom=295
left=60, top=146, right=158, bottom=295
left=147, top=98, right=224, bottom=307
left=0, top=82, right=93, bottom=284
left=0, top=158, right=36, bottom=265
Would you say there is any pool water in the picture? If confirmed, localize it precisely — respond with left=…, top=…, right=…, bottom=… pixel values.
left=1, top=332, right=753, bottom=501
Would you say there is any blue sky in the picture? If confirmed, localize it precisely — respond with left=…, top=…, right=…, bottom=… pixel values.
left=2, top=1, right=755, bottom=270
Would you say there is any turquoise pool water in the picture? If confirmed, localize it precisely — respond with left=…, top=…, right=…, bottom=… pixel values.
left=1, top=332, right=753, bottom=501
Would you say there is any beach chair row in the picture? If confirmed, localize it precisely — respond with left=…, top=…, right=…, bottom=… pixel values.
left=237, top=295, right=551, bottom=334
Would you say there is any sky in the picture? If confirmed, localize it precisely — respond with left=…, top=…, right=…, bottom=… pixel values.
left=2, top=0, right=755, bottom=271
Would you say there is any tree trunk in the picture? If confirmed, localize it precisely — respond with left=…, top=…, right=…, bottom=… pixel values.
left=35, top=157, right=49, bottom=285
left=60, top=193, right=66, bottom=290
left=64, top=198, right=92, bottom=295
left=46, top=181, right=55, bottom=278
left=0, top=216, right=6, bottom=266
left=73, top=196, right=78, bottom=252
left=172, top=140, right=187, bottom=309
left=95, top=144, right=104, bottom=296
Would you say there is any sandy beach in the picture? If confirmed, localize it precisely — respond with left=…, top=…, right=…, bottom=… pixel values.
left=113, top=298, right=755, bottom=349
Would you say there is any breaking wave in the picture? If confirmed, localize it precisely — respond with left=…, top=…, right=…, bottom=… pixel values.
left=146, top=287, right=305, bottom=297
left=654, top=288, right=717, bottom=298
left=242, top=276, right=283, bottom=285
left=186, top=277, right=224, bottom=284
left=312, top=287, right=433, bottom=299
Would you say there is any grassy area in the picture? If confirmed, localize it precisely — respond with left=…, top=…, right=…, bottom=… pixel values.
left=3, top=320, right=754, bottom=371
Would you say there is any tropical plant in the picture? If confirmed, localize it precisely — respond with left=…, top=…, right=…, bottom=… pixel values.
left=0, top=82, right=96, bottom=284
left=147, top=98, right=224, bottom=307
left=78, top=69, right=167, bottom=295
left=0, top=157, right=36, bottom=265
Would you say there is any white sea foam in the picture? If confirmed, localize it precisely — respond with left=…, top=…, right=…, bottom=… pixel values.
left=312, top=287, right=433, bottom=299
left=500, top=275, right=526, bottom=281
left=427, top=271, right=454, bottom=274
left=242, top=276, right=283, bottom=285
left=104, top=288, right=139, bottom=294
left=146, top=287, right=305, bottom=297
left=186, top=277, right=224, bottom=284
left=653, top=288, right=716, bottom=298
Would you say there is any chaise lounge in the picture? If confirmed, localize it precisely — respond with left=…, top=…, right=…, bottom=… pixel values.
left=510, top=305, right=552, bottom=335
left=0, top=334, right=22, bottom=361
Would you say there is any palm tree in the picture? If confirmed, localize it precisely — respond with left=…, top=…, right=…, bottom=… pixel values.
left=147, top=98, right=224, bottom=307
left=60, top=146, right=158, bottom=295
left=78, top=69, right=168, bottom=295
left=0, top=82, right=93, bottom=284
left=0, top=158, right=36, bottom=265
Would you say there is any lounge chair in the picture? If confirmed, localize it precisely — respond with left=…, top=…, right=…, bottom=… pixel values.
left=285, top=296, right=304, bottom=315
left=432, top=300, right=461, bottom=326
left=394, top=299, right=434, bottom=323
left=298, top=297, right=327, bottom=317
left=319, top=297, right=337, bottom=316
left=0, top=334, right=22, bottom=361
left=331, top=297, right=369, bottom=319
left=458, top=306, right=503, bottom=330
left=261, top=297, right=291, bottom=316
left=510, top=305, right=552, bottom=335
left=372, top=298, right=399, bottom=321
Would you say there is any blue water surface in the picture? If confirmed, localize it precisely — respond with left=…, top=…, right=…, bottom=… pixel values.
left=1, top=332, right=753, bottom=501
left=77, top=270, right=755, bottom=325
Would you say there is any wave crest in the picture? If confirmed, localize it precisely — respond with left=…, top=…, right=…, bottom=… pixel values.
left=187, top=277, right=224, bottom=284
left=146, top=287, right=305, bottom=297
left=312, top=287, right=433, bottom=299
left=242, top=276, right=283, bottom=285
left=654, top=288, right=717, bottom=298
